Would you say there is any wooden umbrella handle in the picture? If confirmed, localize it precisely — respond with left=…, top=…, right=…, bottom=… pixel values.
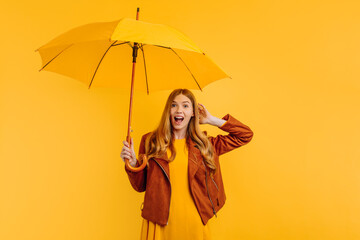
left=125, top=157, right=147, bottom=172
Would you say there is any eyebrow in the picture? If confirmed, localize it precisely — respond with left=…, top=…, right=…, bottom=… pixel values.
left=172, top=101, right=190, bottom=104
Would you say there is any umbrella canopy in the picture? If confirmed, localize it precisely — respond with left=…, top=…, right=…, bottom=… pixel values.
left=36, top=10, right=230, bottom=172
left=36, top=18, right=230, bottom=93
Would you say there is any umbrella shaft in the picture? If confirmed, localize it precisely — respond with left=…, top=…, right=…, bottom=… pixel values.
left=127, top=59, right=136, bottom=142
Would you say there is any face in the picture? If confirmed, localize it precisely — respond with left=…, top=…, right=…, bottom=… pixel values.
left=170, top=94, right=194, bottom=132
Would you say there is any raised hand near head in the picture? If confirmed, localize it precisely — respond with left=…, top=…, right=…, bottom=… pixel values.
left=198, top=103, right=213, bottom=125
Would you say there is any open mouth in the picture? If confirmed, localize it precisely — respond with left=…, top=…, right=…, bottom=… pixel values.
left=174, top=116, right=184, bottom=124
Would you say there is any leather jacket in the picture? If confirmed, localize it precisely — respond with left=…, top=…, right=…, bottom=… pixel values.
left=125, top=114, right=254, bottom=226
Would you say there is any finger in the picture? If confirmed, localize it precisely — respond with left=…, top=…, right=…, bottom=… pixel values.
left=120, top=152, right=127, bottom=161
left=124, top=149, right=133, bottom=157
left=123, top=152, right=134, bottom=161
left=123, top=140, right=129, bottom=147
left=121, top=150, right=130, bottom=156
left=122, top=152, right=132, bottom=160
left=124, top=148, right=135, bottom=157
left=123, top=152, right=131, bottom=158
left=198, top=104, right=206, bottom=113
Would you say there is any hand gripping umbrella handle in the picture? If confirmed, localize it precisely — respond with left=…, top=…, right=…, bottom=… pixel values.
left=124, top=135, right=148, bottom=172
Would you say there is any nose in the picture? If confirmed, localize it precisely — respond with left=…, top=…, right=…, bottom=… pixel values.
left=175, top=105, right=183, bottom=113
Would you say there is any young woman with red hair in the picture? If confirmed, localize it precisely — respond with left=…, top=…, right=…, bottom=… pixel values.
left=120, top=89, right=253, bottom=240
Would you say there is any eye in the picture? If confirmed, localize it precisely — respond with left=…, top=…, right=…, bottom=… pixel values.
left=171, top=103, right=176, bottom=107
left=183, top=104, right=189, bottom=108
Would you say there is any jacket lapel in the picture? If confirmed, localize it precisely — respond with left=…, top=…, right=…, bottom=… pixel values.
left=153, top=151, right=170, bottom=179
left=151, top=137, right=203, bottom=181
left=187, top=137, right=202, bottom=180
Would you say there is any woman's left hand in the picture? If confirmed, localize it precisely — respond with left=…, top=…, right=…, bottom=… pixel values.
left=198, top=103, right=213, bottom=124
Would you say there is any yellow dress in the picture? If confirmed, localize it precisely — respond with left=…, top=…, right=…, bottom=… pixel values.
left=139, top=138, right=211, bottom=240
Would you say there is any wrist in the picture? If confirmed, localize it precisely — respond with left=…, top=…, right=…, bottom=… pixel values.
left=209, top=116, right=226, bottom=127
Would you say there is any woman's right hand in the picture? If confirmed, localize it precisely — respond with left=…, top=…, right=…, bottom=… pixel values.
left=120, top=138, right=137, bottom=167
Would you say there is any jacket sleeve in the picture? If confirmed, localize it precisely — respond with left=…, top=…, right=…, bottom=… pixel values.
left=124, top=134, right=148, bottom=192
left=209, top=114, right=254, bottom=156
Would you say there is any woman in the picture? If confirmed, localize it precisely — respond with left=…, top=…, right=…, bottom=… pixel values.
left=120, top=89, right=253, bottom=240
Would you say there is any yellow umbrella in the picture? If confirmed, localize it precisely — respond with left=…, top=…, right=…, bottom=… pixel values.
left=36, top=8, right=230, bottom=171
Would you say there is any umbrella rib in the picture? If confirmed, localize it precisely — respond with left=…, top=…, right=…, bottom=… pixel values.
left=88, top=40, right=118, bottom=89
left=139, top=45, right=150, bottom=95
left=168, top=48, right=202, bottom=91
left=153, top=45, right=170, bottom=50
left=112, top=41, right=130, bottom=47
left=38, top=44, right=74, bottom=71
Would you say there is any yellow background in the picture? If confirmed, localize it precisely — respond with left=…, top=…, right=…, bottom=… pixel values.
left=1, top=0, right=360, bottom=239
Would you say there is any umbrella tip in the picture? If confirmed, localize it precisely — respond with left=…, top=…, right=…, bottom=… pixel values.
left=136, top=7, right=140, bottom=20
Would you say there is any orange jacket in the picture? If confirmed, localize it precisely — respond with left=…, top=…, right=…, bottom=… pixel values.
left=125, top=114, right=254, bottom=226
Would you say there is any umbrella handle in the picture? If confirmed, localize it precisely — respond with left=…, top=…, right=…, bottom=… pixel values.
left=125, top=156, right=148, bottom=172
left=124, top=135, right=148, bottom=172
